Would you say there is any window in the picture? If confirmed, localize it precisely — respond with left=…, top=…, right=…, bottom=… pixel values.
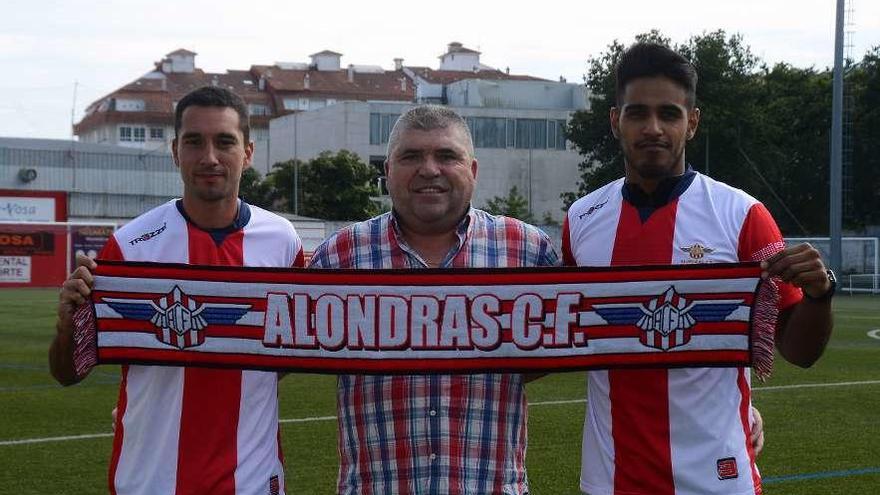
left=554, top=120, right=567, bottom=150
left=506, top=119, right=516, bottom=147
left=149, top=128, right=164, bottom=140
left=369, top=113, right=400, bottom=145
left=133, top=127, right=146, bottom=142
left=465, top=117, right=507, bottom=148
left=248, top=104, right=270, bottom=116
left=515, top=119, right=547, bottom=149
left=119, top=126, right=132, bottom=142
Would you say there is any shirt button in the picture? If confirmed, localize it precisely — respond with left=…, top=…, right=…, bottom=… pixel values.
left=429, top=409, right=437, bottom=417
left=430, top=453, right=437, bottom=461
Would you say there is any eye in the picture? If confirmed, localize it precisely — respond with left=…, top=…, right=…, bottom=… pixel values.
left=660, top=109, right=682, bottom=120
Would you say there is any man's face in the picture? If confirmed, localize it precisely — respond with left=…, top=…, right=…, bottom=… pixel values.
left=611, top=76, right=700, bottom=181
left=172, top=106, right=253, bottom=204
left=385, top=126, right=477, bottom=235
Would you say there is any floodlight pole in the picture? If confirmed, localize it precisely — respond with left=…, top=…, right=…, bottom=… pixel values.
left=829, top=0, right=845, bottom=275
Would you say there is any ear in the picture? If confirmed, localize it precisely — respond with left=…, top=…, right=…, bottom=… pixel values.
left=243, top=140, right=254, bottom=170
left=470, top=158, right=478, bottom=181
left=609, top=106, right=621, bottom=139
left=687, top=107, right=701, bottom=140
left=171, top=138, right=180, bottom=167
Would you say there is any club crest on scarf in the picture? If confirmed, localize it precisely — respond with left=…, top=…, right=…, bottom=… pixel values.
left=594, top=286, right=741, bottom=351
left=102, top=286, right=251, bottom=349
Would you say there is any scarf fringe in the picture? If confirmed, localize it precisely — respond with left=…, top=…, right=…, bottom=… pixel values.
left=752, top=277, right=779, bottom=382
left=72, top=303, right=97, bottom=380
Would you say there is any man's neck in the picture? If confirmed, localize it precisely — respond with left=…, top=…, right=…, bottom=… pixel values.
left=624, top=163, right=686, bottom=194
left=181, top=196, right=239, bottom=230
left=395, top=212, right=467, bottom=267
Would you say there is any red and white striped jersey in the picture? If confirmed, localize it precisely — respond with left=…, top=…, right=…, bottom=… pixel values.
left=562, top=173, right=801, bottom=495
left=99, top=200, right=303, bottom=495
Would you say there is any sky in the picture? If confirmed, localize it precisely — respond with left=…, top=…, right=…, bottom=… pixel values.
left=1, top=0, right=877, bottom=140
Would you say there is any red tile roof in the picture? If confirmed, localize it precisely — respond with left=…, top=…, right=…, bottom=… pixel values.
left=74, top=51, right=552, bottom=136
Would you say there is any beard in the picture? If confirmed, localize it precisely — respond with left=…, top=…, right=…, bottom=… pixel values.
left=625, top=143, right=686, bottom=180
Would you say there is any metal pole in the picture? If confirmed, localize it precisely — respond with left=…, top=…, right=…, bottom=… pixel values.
left=293, top=115, right=299, bottom=215
left=705, top=130, right=709, bottom=175
left=830, top=0, right=845, bottom=275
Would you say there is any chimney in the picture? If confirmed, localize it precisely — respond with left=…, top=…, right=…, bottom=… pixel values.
left=505, top=67, right=510, bottom=75
left=559, top=75, right=566, bottom=83
left=304, top=73, right=310, bottom=89
left=347, top=64, right=354, bottom=83
left=394, top=58, right=403, bottom=71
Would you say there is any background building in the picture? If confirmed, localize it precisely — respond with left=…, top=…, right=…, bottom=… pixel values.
left=70, top=42, right=588, bottom=221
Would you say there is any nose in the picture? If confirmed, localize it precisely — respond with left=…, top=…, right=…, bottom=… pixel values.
left=200, top=143, right=220, bottom=165
left=418, top=155, right=441, bottom=178
left=642, top=115, right=663, bottom=137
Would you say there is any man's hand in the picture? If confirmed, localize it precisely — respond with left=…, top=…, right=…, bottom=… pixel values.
left=750, top=405, right=764, bottom=457
left=57, top=254, right=98, bottom=327
left=50, top=254, right=98, bottom=386
left=761, top=243, right=832, bottom=299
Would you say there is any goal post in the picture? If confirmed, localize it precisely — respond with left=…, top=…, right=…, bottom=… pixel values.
left=784, top=236, right=879, bottom=295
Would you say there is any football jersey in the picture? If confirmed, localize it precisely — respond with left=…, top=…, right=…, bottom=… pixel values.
left=99, top=200, right=303, bottom=495
left=562, top=173, right=801, bottom=495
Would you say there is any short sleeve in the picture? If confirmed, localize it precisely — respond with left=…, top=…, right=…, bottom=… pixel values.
left=737, top=203, right=802, bottom=310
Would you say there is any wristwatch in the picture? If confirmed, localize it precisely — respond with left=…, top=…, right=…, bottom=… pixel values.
left=804, top=269, right=836, bottom=300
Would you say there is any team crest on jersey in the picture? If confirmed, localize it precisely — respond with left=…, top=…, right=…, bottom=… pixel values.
left=716, top=457, right=739, bottom=480
left=680, top=243, right=715, bottom=262
left=593, top=286, right=742, bottom=351
left=102, top=286, right=251, bottom=349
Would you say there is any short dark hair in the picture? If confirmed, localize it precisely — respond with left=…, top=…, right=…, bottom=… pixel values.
left=174, top=86, right=250, bottom=141
left=386, top=105, right=474, bottom=159
left=615, top=42, right=698, bottom=108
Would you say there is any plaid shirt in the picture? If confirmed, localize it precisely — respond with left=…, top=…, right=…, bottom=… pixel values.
left=309, top=208, right=559, bottom=495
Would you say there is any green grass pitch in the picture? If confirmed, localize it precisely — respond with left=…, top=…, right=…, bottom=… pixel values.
left=0, top=289, right=877, bottom=494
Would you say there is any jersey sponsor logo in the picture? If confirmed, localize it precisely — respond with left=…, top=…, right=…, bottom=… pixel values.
left=716, top=457, right=739, bottom=480
left=102, top=286, right=251, bottom=349
left=680, top=243, right=715, bottom=261
left=576, top=199, right=608, bottom=219
left=128, top=222, right=167, bottom=246
left=594, top=286, right=741, bottom=351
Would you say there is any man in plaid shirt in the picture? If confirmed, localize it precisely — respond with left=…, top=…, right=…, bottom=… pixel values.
left=309, top=105, right=559, bottom=494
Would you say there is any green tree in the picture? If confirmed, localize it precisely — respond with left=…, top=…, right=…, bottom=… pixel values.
left=563, top=30, right=875, bottom=235
left=238, top=167, right=273, bottom=209
left=848, top=46, right=880, bottom=228
left=484, top=186, right=534, bottom=223
left=297, top=150, right=380, bottom=220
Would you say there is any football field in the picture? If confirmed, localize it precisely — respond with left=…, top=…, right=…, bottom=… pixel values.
left=1, top=289, right=877, bottom=494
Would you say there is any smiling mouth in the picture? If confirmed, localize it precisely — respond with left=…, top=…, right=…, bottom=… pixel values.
left=637, top=142, right=669, bottom=150
left=414, top=186, right=446, bottom=194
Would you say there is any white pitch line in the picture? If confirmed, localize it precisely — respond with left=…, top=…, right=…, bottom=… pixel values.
left=867, top=329, right=880, bottom=340
left=0, top=433, right=113, bottom=446
left=752, top=379, right=880, bottom=392
left=3, top=379, right=880, bottom=447
left=280, top=415, right=336, bottom=424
